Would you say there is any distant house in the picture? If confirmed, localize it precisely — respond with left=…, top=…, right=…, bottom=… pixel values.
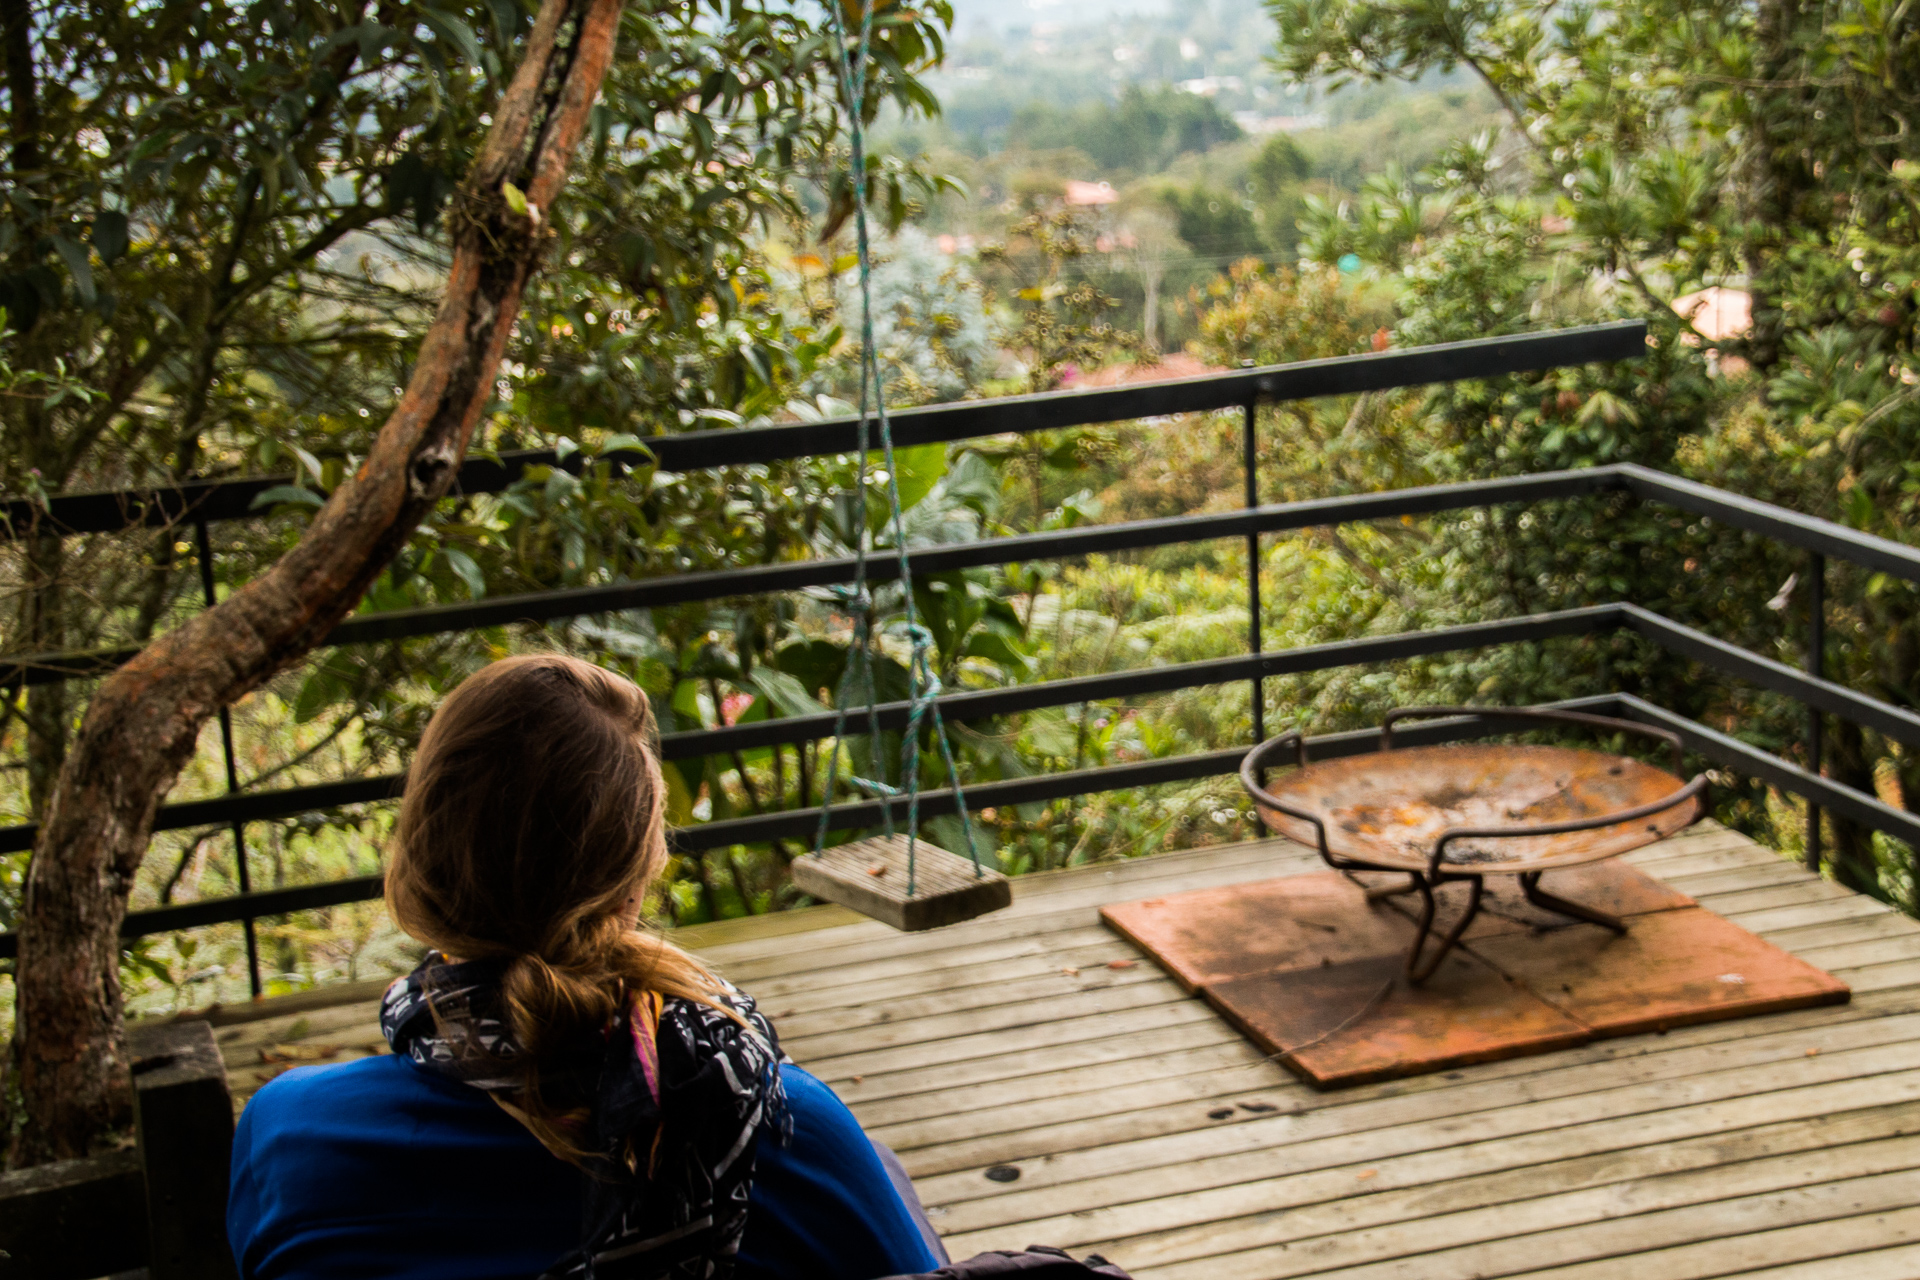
left=1672, top=286, right=1752, bottom=343
left=1233, top=111, right=1327, bottom=135
left=1673, top=285, right=1753, bottom=375
left=1063, top=179, right=1119, bottom=207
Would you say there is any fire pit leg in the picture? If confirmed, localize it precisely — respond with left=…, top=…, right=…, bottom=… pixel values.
left=1351, top=872, right=1421, bottom=901
left=1518, top=871, right=1628, bottom=933
left=1404, top=874, right=1485, bottom=984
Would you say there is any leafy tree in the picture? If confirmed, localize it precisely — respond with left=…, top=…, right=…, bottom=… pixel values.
left=825, top=226, right=993, bottom=403
left=1250, top=134, right=1310, bottom=202
left=1157, top=184, right=1262, bottom=260
left=0, top=0, right=952, bottom=1162
left=1248, top=132, right=1311, bottom=254
left=1269, top=0, right=1920, bottom=906
left=1009, top=84, right=1244, bottom=176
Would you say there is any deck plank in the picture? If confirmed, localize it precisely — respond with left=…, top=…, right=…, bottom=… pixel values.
left=1071, top=1121, right=1920, bottom=1277
left=952, top=1092, right=1920, bottom=1265
left=1733, top=1239, right=1920, bottom=1280
left=230, top=821, right=1920, bottom=1278
left=914, top=1044, right=1920, bottom=1228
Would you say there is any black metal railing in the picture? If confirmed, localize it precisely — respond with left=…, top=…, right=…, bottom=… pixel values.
left=4, top=319, right=1914, bottom=989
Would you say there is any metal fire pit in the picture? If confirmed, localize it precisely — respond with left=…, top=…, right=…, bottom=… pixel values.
left=1241, top=706, right=1707, bottom=982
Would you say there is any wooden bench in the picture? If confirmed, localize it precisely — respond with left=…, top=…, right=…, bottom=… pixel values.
left=0, top=1020, right=238, bottom=1280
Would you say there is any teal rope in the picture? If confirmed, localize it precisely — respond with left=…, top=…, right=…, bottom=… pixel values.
left=809, top=0, right=981, bottom=898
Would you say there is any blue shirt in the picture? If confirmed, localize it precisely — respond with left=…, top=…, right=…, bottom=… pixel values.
left=229, top=1054, right=939, bottom=1280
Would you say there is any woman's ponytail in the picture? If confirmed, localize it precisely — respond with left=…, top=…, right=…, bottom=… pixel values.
left=386, top=655, right=733, bottom=1161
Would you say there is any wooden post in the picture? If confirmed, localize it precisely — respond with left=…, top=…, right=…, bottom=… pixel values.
left=130, top=1021, right=238, bottom=1279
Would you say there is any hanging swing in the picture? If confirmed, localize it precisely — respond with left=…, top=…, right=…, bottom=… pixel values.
left=786, top=0, right=1011, bottom=933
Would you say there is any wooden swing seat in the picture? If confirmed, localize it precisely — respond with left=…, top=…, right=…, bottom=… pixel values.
left=791, top=834, right=1011, bottom=931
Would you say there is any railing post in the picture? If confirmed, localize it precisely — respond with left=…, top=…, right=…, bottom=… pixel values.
left=1807, top=553, right=1825, bottom=873
left=1243, top=398, right=1264, bottom=745
left=194, top=520, right=263, bottom=997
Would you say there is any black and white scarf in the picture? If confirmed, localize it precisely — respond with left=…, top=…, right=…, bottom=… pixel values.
left=381, top=954, right=790, bottom=1280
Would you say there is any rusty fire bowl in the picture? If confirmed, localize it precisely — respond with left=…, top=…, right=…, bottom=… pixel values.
left=1251, top=741, right=1702, bottom=874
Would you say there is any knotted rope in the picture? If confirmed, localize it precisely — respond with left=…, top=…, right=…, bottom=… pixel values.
left=809, top=0, right=981, bottom=898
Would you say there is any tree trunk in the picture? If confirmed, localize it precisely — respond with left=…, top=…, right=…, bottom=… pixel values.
left=1739, top=0, right=1804, bottom=372
left=20, top=530, right=68, bottom=818
left=1141, top=263, right=1162, bottom=354
left=7, top=0, right=626, bottom=1166
left=3, top=0, right=42, bottom=177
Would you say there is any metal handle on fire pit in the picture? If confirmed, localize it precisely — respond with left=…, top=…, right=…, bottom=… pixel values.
left=1382, top=705, right=1688, bottom=776
left=1239, top=730, right=1336, bottom=865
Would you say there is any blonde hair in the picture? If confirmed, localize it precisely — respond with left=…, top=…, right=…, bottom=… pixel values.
left=386, top=654, right=725, bottom=1159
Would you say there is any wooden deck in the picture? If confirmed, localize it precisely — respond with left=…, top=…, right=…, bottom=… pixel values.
left=215, top=823, right=1920, bottom=1278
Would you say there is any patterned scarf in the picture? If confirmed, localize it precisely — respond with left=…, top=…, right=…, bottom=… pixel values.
left=380, top=953, right=790, bottom=1280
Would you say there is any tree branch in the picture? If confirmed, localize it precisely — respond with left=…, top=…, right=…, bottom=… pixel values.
left=9, top=0, right=629, bottom=1166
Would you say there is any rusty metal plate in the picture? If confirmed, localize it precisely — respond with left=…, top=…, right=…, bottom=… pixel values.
left=1100, top=871, right=1416, bottom=993
left=1205, top=951, right=1591, bottom=1089
left=1254, top=744, right=1701, bottom=873
left=1465, top=906, right=1851, bottom=1038
left=1370, top=859, right=1697, bottom=941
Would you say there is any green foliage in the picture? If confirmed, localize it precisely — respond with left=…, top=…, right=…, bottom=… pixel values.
left=1266, top=0, right=1920, bottom=910
left=22, top=0, right=1920, bottom=1022
left=0, top=0, right=970, bottom=1002
left=978, top=209, right=1134, bottom=395
left=1157, top=184, right=1262, bottom=259
left=1008, top=85, right=1244, bottom=177
left=819, top=227, right=994, bottom=403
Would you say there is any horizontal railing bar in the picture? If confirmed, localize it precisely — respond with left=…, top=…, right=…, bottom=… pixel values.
left=2, top=469, right=1630, bottom=689
left=0, top=608, right=1624, bottom=853
left=11, top=596, right=1917, bottom=856
left=17, top=463, right=1920, bottom=691
left=3, top=323, right=1647, bottom=539
left=1619, top=464, right=1920, bottom=584
left=16, top=688, right=1914, bottom=956
left=0, top=700, right=1623, bottom=957
left=105, top=875, right=390, bottom=942
left=669, top=699, right=1629, bottom=851
left=0, top=775, right=408, bottom=855
left=1618, top=604, right=1920, bottom=746
left=1615, top=693, right=1920, bottom=846
left=669, top=606, right=1621, bottom=757
left=138, top=775, right=406, bottom=833
left=8, top=600, right=1915, bottom=857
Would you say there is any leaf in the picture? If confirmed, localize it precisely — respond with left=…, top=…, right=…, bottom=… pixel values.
left=481, top=0, right=520, bottom=45
left=248, top=484, right=325, bottom=510
left=750, top=668, right=829, bottom=719
left=49, top=235, right=95, bottom=306
left=774, top=638, right=846, bottom=701
left=417, top=7, right=483, bottom=66
left=293, top=651, right=361, bottom=724
left=670, top=678, right=706, bottom=729
left=444, top=547, right=486, bottom=599
left=91, top=211, right=129, bottom=265
left=964, top=630, right=1030, bottom=670
left=289, top=444, right=327, bottom=487
left=886, top=442, right=948, bottom=515
left=660, top=761, right=697, bottom=826
left=501, top=181, right=529, bottom=218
